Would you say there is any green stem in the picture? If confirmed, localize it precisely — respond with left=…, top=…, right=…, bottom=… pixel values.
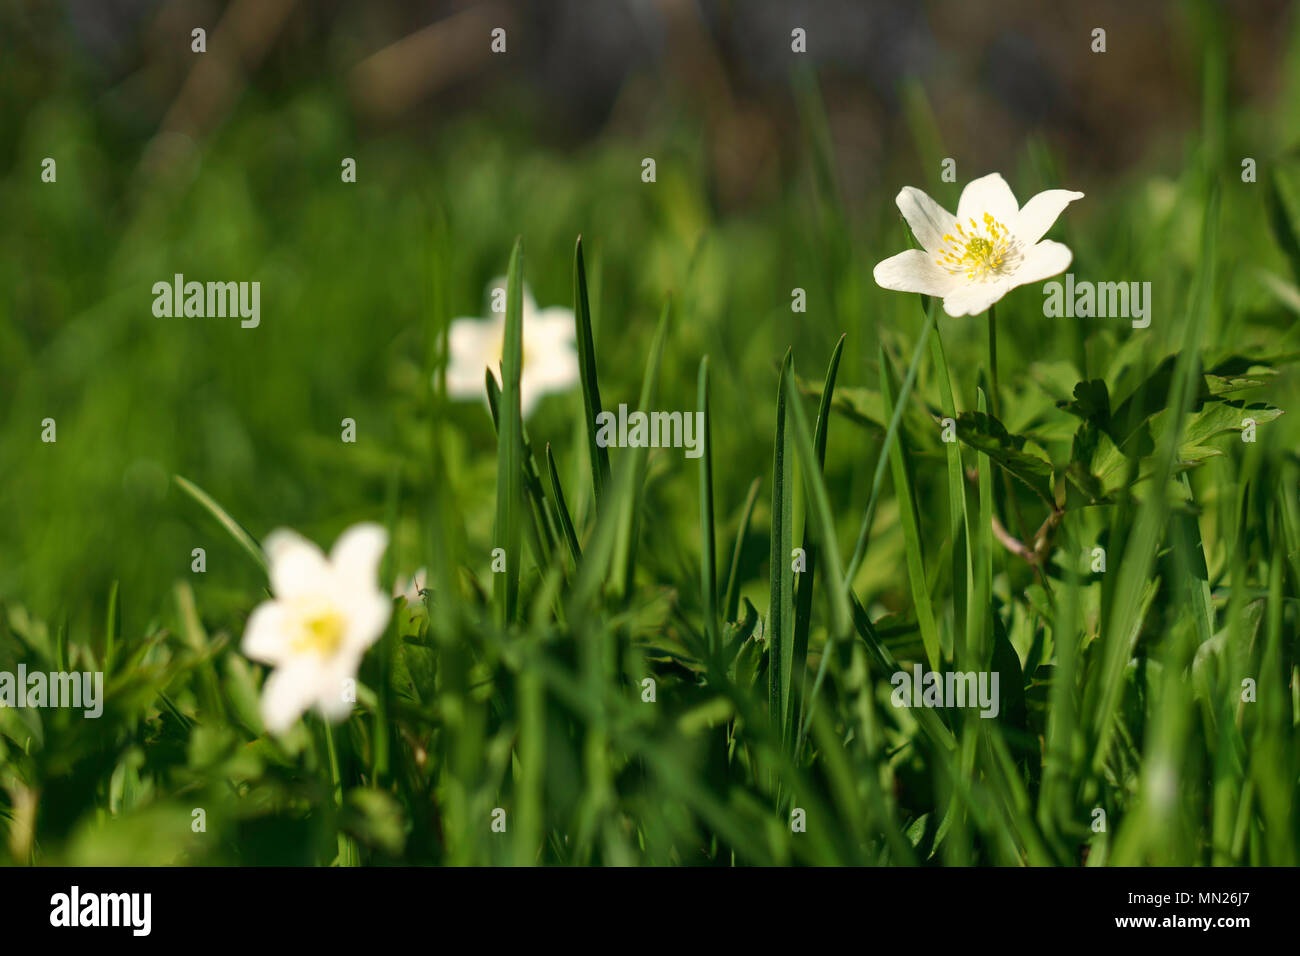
left=322, top=719, right=357, bottom=866
left=986, top=304, right=1000, bottom=419
left=985, top=303, right=1033, bottom=546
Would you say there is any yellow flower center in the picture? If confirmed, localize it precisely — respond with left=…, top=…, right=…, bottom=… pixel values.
left=291, top=606, right=346, bottom=656
left=935, top=213, right=1018, bottom=280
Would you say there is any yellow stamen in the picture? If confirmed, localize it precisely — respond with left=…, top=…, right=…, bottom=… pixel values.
left=291, top=607, right=346, bottom=656
left=933, top=212, right=1017, bottom=281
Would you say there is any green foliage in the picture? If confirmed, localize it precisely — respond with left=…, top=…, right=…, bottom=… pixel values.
left=5, top=21, right=1300, bottom=867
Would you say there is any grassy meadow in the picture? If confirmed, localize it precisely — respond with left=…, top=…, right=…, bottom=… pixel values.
left=3, top=1, right=1300, bottom=866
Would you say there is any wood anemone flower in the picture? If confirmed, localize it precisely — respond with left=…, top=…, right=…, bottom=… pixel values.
left=241, top=523, right=390, bottom=734
left=873, top=173, right=1084, bottom=317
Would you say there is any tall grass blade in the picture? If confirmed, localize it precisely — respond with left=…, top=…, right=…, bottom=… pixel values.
left=768, top=350, right=795, bottom=742
left=574, top=236, right=612, bottom=511
left=697, top=356, right=719, bottom=654
left=173, top=474, right=268, bottom=574
left=494, top=237, right=526, bottom=626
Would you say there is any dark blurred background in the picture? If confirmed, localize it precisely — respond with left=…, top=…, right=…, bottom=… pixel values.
left=7, top=1, right=1298, bottom=204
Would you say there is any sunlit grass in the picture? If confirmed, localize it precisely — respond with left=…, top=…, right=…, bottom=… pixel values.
left=4, top=24, right=1300, bottom=865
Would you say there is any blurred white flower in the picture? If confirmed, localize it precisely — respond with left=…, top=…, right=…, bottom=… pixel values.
left=873, top=173, right=1083, bottom=317
left=242, top=523, right=390, bottom=734
left=443, top=279, right=579, bottom=418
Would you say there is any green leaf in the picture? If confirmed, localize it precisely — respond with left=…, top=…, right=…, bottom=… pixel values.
left=1172, top=400, right=1283, bottom=462
left=1058, top=378, right=1111, bottom=425
left=954, top=412, right=1056, bottom=506
left=343, top=788, right=407, bottom=856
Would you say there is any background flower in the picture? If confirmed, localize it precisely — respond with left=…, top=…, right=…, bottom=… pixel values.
left=444, top=280, right=580, bottom=418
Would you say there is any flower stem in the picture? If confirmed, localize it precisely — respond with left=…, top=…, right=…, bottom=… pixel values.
left=322, top=718, right=357, bottom=866
left=984, top=304, right=1036, bottom=555
left=986, top=304, right=1000, bottom=418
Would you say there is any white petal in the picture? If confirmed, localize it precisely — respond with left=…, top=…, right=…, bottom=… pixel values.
left=315, top=655, right=361, bottom=722
left=1014, top=190, right=1084, bottom=246
left=873, top=249, right=963, bottom=297
left=895, top=186, right=957, bottom=254
left=260, top=660, right=326, bottom=734
left=341, top=590, right=391, bottom=656
left=330, top=522, right=388, bottom=587
left=242, top=599, right=290, bottom=665
left=521, top=346, right=579, bottom=393
left=519, top=380, right=544, bottom=419
left=264, top=529, right=330, bottom=600
left=444, top=363, right=490, bottom=402
left=448, top=316, right=491, bottom=358
left=529, top=307, right=577, bottom=343
left=317, top=682, right=356, bottom=723
left=445, top=318, right=500, bottom=400
left=942, top=282, right=1011, bottom=317
left=1010, top=240, right=1073, bottom=286
left=956, top=173, right=1019, bottom=229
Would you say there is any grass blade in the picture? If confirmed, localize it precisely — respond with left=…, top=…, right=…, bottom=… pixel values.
left=790, top=334, right=845, bottom=746
left=546, top=443, right=583, bottom=566
left=494, top=237, right=526, bottom=626
left=879, top=346, right=942, bottom=671
left=768, top=350, right=795, bottom=742
left=104, top=580, right=120, bottom=675
left=611, top=300, right=671, bottom=601
left=574, top=236, right=611, bottom=512
left=724, top=477, right=762, bottom=623
left=842, top=306, right=937, bottom=590
left=929, top=317, right=975, bottom=667
left=782, top=349, right=852, bottom=756
left=698, top=356, right=719, bottom=654
left=173, top=474, right=268, bottom=573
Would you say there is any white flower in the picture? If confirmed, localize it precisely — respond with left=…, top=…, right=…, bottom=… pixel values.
left=873, top=173, right=1084, bottom=317
left=444, top=279, right=580, bottom=418
left=241, top=523, right=390, bottom=734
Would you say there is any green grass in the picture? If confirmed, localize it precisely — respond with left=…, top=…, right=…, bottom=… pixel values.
left=4, top=10, right=1300, bottom=866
